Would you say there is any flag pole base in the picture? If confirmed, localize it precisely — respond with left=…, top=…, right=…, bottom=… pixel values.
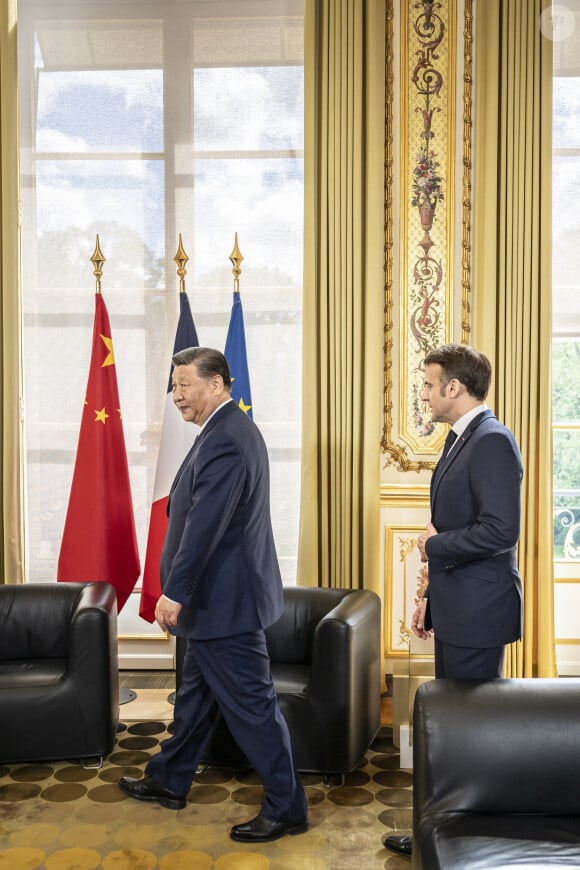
left=119, top=687, right=137, bottom=705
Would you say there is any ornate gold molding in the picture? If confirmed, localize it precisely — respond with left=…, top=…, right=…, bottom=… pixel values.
left=382, top=0, right=473, bottom=471
left=384, top=524, right=430, bottom=657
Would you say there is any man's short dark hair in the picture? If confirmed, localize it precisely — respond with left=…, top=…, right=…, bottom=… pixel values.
left=172, top=346, right=232, bottom=388
left=424, top=343, right=492, bottom=400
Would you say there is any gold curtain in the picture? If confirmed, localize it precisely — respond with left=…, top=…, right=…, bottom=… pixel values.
left=298, top=0, right=385, bottom=597
left=0, top=0, right=24, bottom=585
left=473, top=0, right=555, bottom=676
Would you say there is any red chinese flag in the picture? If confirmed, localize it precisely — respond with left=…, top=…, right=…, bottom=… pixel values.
left=57, top=292, right=140, bottom=612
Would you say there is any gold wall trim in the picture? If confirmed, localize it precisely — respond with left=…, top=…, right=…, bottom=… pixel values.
left=380, top=484, right=430, bottom=507
left=382, top=0, right=473, bottom=471
left=383, top=0, right=395, bottom=461
left=118, top=633, right=170, bottom=642
left=461, top=0, right=473, bottom=339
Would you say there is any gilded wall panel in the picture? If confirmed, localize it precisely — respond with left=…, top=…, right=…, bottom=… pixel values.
left=382, top=0, right=473, bottom=473
left=384, top=523, right=434, bottom=659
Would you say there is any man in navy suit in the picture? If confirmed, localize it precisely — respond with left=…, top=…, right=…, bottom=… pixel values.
left=385, top=343, right=523, bottom=859
left=412, top=343, right=523, bottom=677
left=119, top=347, right=308, bottom=843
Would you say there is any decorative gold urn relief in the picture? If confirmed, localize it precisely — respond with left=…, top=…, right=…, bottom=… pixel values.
left=382, top=0, right=473, bottom=472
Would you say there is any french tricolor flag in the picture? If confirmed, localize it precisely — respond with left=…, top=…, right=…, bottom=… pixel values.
left=139, top=291, right=199, bottom=622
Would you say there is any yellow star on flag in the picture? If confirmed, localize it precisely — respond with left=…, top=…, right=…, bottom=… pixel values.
left=95, top=407, right=109, bottom=424
left=238, top=397, right=252, bottom=414
left=100, top=334, right=115, bottom=367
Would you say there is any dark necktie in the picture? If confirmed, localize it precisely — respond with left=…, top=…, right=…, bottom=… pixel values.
left=442, top=429, right=457, bottom=459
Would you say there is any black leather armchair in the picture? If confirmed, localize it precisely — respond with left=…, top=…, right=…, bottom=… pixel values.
left=0, top=582, right=119, bottom=766
left=200, top=586, right=381, bottom=777
left=412, top=678, right=580, bottom=869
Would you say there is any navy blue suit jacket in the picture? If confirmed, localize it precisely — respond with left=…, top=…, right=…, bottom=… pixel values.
left=160, top=401, right=284, bottom=640
left=425, top=410, right=523, bottom=649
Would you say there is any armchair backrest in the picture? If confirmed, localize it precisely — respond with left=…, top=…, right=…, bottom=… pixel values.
left=0, top=583, right=83, bottom=659
left=265, top=586, right=353, bottom=664
left=413, top=678, right=580, bottom=819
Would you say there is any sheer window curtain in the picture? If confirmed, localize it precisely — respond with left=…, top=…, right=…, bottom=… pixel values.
left=298, top=0, right=384, bottom=607
left=473, top=0, right=556, bottom=677
left=1, top=0, right=387, bottom=606
left=0, top=0, right=24, bottom=584
left=16, top=1, right=304, bottom=616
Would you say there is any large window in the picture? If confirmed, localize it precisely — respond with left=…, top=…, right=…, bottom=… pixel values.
left=18, top=0, right=304, bottom=633
left=552, top=11, right=580, bottom=673
left=553, top=47, right=580, bottom=567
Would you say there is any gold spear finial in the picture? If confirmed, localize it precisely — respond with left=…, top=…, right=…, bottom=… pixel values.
left=229, top=232, right=243, bottom=294
left=90, top=234, right=106, bottom=294
left=174, top=234, right=189, bottom=293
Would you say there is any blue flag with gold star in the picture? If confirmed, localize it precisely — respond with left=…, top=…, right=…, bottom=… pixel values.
left=224, top=291, right=253, bottom=418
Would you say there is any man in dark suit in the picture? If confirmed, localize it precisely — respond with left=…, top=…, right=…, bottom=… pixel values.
left=119, top=347, right=308, bottom=843
left=385, top=343, right=523, bottom=859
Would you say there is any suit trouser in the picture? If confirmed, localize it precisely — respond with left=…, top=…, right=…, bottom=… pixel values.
left=146, top=629, right=307, bottom=822
left=434, top=638, right=505, bottom=679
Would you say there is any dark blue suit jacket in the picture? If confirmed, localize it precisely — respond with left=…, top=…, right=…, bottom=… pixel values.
left=425, top=410, right=523, bottom=648
left=160, top=401, right=284, bottom=640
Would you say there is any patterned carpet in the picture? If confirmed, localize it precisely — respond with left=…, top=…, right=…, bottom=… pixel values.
left=0, top=722, right=412, bottom=869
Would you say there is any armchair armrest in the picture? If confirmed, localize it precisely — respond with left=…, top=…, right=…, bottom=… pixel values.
left=67, top=582, right=119, bottom=735
left=309, top=590, right=381, bottom=768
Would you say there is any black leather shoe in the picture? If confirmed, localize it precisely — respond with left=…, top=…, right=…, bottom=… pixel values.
left=118, top=775, right=187, bottom=810
left=230, top=812, right=309, bottom=843
left=383, top=834, right=413, bottom=857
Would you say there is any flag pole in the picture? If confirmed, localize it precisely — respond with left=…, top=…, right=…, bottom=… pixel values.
left=90, top=234, right=106, bottom=295
left=174, top=233, right=189, bottom=294
left=167, top=234, right=191, bottom=706
left=229, top=231, right=243, bottom=294
left=139, top=233, right=199, bottom=632
left=89, top=238, right=137, bottom=706
left=224, top=232, right=253, bottom=418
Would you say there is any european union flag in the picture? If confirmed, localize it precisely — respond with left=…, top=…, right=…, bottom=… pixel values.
left=224, top=291, right=253, bottom=418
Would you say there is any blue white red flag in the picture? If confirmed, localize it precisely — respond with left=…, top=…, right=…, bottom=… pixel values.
left=139, top=292, right=199, bottom=622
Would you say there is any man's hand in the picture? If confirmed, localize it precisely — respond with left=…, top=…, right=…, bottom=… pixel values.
left=411, top=598, right=433, bottom=640
left=417, top=521, right=438, bottom=562
left=155, top=595, right=182, bottom=632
